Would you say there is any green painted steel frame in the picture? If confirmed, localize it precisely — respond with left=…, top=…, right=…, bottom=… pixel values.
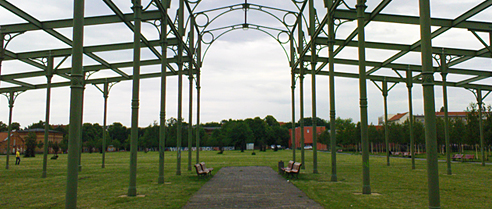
left=1, top=1, right=492, bottom=209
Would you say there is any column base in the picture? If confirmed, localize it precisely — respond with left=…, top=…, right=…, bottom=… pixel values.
left=331, top=175, right=337, bottom=182
left=362, top=185, right=371, bottom=194
left=128, top=187, right=137, bottom=197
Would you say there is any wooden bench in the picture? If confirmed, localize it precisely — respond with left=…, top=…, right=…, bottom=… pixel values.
left=285, top=162, right=302, bottom=179
left=281, top=161, right=294, bottom=173
left=194, top=164, right=208, bottom=176
left=199, top=162, right=214, bottom=175
left=463, top=154, right=475, bottom=161
left=452, top=154, right=463, bottom=161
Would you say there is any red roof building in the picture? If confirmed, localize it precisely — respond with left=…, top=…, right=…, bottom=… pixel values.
left=0, top=129, right=63, bottom=154
left=379, top=111, right=476, bottom=125
left=288, top=126, right=327, bottom=150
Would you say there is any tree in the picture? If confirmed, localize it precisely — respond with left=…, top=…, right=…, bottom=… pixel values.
left=110, top=139, right=121, bottom=151
left=221, top=120, right=253, bottom=152
left=108, top=122, right=129, bottom=150
left=318, top=129, right=330, bottom=145
left=245, top=117, right=268, bottom=151
left=335, top=118, right=357, bottom=146
left=49, top=141, right=60, bottom=156
left=450, top=118, right=466, bottom=152
left=368, top=125, right=383, bottom=145
left=203, top=122, right=221, bottom=127
left=27, top=120, right=51, bottom=130
left=264, top=115, right=279, bottom=127
left=298, top=117, right=328, bottom=128
left=82, top=123, right=102, bottom=153
left=266, top=125, right=290, bottom=148
left=10, top=122, right=21, bottom=131
left=210, top=129, right=223, bottom=151
left=0, top=121, right=8, bottom=132
left=24, top=132, right=40, bottom=157
left=140, top=122, right=159, bottom=149
left=465, top=103, right=480, bottom=146
left=60, top=134, right=69, bottom=153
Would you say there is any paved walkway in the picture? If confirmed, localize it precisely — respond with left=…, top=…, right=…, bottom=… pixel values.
left=183, top=166, right=324, bottom=209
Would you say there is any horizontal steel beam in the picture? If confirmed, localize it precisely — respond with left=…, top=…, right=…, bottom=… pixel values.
left=295, top=68, right=492, bottom=91
left=3, top=39, right=177, bottom=60
left=0, top=68, right=196, bottom=93
left=315, top=38, right=491, bottom=58
left=456, top=75, right=489, bottom=86
left=0, top=10, right=162, bottom=33
left=0, top=56, right=188, bottom=81
left=333, top=10, right=492, bottom=31
left=305, top=56, right=492, bottom=77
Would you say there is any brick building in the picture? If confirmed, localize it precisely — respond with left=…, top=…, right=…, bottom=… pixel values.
left=289, top=126, right=328, bottom=150
left=0, top=129, right=63, bottom=154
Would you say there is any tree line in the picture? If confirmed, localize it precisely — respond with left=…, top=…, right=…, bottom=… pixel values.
left=317, top=103, right=492, bottom=152
left=2, top=103, right=490, bottom=153
left=0, top=115, right=291, bottom=153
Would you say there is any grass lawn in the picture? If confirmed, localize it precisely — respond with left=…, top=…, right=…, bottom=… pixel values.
left=1, top=150, right=491, bottom=208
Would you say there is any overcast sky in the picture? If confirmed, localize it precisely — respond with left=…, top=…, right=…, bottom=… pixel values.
left=0, top=0, right=491, bottom=128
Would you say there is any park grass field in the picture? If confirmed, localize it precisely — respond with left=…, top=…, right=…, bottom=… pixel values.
left=1, top=150, right=491, bottom=208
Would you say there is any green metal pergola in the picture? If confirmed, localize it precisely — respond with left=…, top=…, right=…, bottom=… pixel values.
left=1, top=1, right=491, bottom=209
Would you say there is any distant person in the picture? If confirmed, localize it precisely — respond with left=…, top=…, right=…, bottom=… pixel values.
left=15, top=150, right=21, bottom=165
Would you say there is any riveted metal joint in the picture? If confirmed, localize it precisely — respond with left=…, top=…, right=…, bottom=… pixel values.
left=131, top=99, right=140, bottom=109
left=360, top=98, right=368, bottom=108
left=421, top=73, right=435, bottom=86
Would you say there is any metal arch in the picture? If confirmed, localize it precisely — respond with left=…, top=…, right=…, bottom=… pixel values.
left=0, top=1, right=491, bottom=208
left=198, top=23, right=292, bottom=65
left=194, top=2, right=298, bottom=34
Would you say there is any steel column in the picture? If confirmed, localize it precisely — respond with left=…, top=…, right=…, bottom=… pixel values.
left=357, top=0, right=371, bottom=195
left=406, top=68, right=415, bottom=169
left=300, top=70, right=305, bottom=169
left=309, top=0, right=318, bottom=174
left=65, top=0, right=85, bottom=207
left=0, top=33, right=4, bottom=82
left=158, top=0, right=168, bottom=184
left=419, top=0, right=441, bottom=208
left=42, top=56, right=53, bottom=178
left=328, top=4, right=337, bottom=181
left=298, top=14, right=305, bottom=169
left=0, top=35, right=4, bottom=169
left=101, top=80, right=109, bottom=168
left=290, top=33, right=296, bottom=162
left=187, top=63, right=193, bottom=171
left=187, top=16, right=195, bottom=171
left=128, top=0, right=142, bottom=197
left=383, top=78, right=390, bottom=166
left=5, top=91, right=14, bottom=169
left=196, top=34, right=202, bottom=164
left=176, top=0, right=184, bottom=176
left=477, top=89, right=485, bottom=166
left=78, top=76, right=85, bottom=172
left=440, top=54, right=451, bottom=174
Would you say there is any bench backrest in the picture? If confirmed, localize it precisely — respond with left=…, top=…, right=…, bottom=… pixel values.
left=200, top=162, right=209, bottom=171
left=287, top=161, right=294, bottom=169
left=292, top=162, right=301, bottom=172
left=194, top=164, right=204, bottom=174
